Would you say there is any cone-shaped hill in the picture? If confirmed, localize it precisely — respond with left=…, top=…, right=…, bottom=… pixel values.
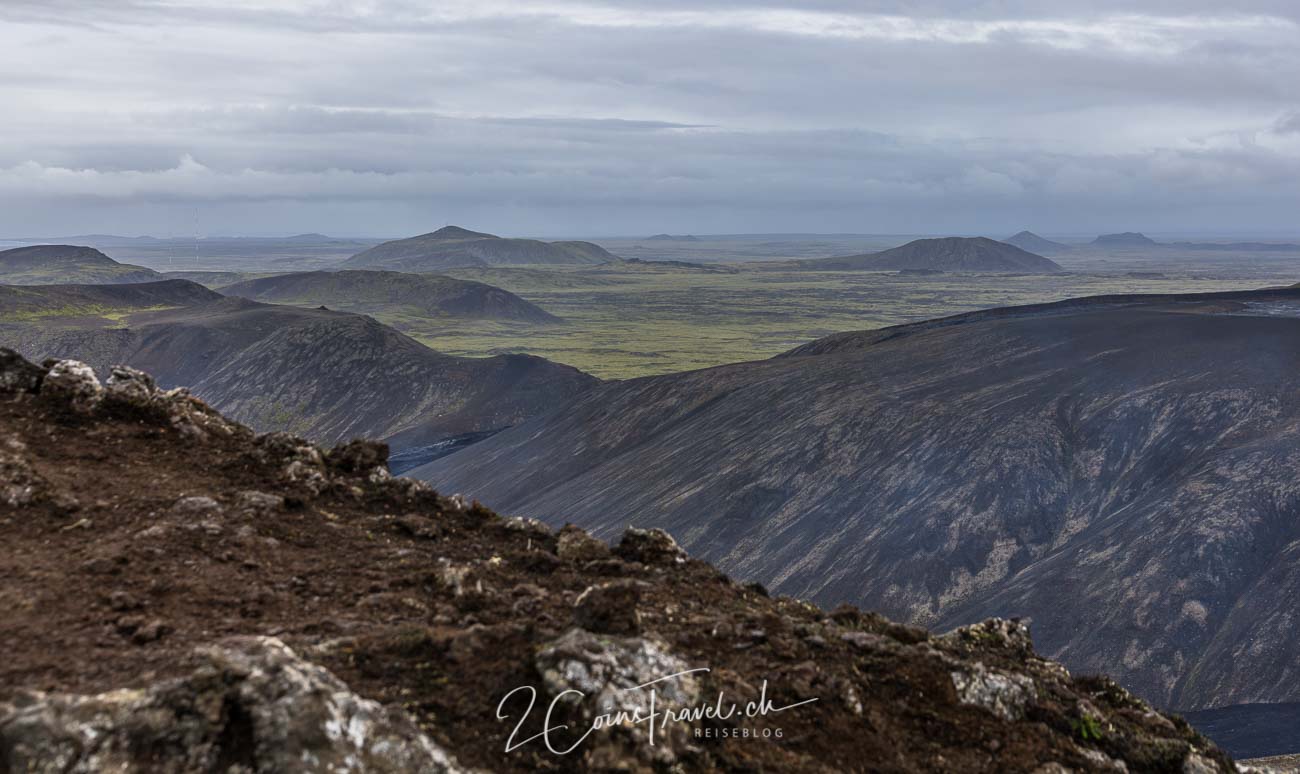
left=1002, top=231, right=1071, bottom=255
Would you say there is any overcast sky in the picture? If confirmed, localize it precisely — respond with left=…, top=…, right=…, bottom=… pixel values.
left=1, top=1, right=1298, bottom=237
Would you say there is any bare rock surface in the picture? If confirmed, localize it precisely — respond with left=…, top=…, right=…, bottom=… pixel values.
left=0, top=636, right=469, bottom=773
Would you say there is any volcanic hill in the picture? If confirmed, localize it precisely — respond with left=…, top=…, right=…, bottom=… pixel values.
left=0, top=279, right=220, bottom=319
left=341, top=226, right=618, bottom=271
left=0, top=245, right=162, bottom=285
left=1002, top=231, right=1071, bottom=255
left=0, top=291, right=594, bottom=454
left=1092, top=232, right=1159, bottom=248
left=221, top=270, right=562, bottom=324
left=0, top=349, right=1238, bottom=772
left=802, top=237, right=1063, bottom=272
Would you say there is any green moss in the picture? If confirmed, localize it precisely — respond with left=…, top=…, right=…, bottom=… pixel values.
left=1073, top=713, right=1105, bottom=741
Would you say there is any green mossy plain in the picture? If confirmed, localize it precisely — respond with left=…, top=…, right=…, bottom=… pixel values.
left=395, top=267, right=1272, bottom=379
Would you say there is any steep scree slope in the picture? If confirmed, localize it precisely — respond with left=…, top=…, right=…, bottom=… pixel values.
left=415, top=288, right=1300, bottom=712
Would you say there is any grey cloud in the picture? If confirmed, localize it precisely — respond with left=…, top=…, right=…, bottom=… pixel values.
left=0, top=1, right=1297, bottom=236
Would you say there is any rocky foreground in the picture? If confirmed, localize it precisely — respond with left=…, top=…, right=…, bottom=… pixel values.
left=0, top=349, right=1253, bottom=772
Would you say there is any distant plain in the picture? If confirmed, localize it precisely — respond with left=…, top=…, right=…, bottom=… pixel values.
left=9, top=233, right=1298, bottom=380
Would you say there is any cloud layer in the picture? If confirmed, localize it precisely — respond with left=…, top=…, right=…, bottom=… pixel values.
left=1, top=0, right=1297, bottom=236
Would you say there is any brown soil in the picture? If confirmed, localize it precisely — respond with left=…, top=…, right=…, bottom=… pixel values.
left=0, top=351, right=1234, bottom=772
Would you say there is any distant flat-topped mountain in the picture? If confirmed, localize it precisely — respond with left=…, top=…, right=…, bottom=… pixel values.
left=646, top=234, right=701, bottom=242
left=220, top=270, right=561, bottom=324
left=802, top=237, right=1063, bottom=272
left=1, top=294, right=595, bottom=453
left=1092, top=232, right=1158, bottom=247
left=415, top=286, right=1300, bottom=713
left=341, top=226, right=618, bottom=271
left=0, top=245, right=162, bottom=285
left=1002, top=230, right=1071, bottom=255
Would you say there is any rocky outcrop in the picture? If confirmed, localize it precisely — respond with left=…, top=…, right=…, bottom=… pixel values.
left=536, top=628, right=701, bottom=769
left=0, top=637, right=469, bottom=773
left=41, top=360, right=104, bottom=414
left=0, top=435, right=44, bottom=506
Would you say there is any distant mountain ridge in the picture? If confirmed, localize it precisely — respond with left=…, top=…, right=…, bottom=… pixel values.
left=0, top=245, right=162, bottom=285
left=341, top=226, right=618, bottom=271
left=802, top=236, right=1063, bottom=272
left=415, top=286, right=1300, bottom=713
left=220, top=270, right=561, bottom=324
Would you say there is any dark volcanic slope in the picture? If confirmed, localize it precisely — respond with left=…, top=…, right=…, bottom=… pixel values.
left=0, top=244, right=162, bottom=285
left=1182, top=703, right=1300, bottom=759
left=221, top=269, right=561, bottom=323
left=1003, top=231, right=1071, bottom=254
left=0, top=279, right=220, bottom=317
left=0, top=351, right=1239, bottom=772
left=416, top=288, right=1300, bottom=712
left=2, top=297, right=595, bottom=449
left=341, top=226, right=617, bottom=271
left=803, top=237, right=1063, bottom=272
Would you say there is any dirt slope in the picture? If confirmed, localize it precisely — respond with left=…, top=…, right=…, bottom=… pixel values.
left=0, top=350, right=1235, bottom=772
